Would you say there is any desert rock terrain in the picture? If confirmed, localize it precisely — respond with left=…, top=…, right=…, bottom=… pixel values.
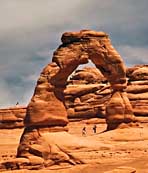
left=0, top=30, right=148, bottom=173
left=0, top=118, right=148, bottom=172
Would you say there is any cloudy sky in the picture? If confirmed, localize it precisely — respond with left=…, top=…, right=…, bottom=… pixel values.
left=0, top=0, right=148, bottom=108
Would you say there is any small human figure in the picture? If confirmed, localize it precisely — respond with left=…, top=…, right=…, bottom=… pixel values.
left=93, top=124, right=97, bottom=134
left=16, top=102, right=19, bottom=105
left=82, top=126, right=86, bottom=136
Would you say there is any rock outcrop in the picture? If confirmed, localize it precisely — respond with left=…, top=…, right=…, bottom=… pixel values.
left=0, top=106, right=26, bottom=129
left=23, top=30, right=135, bottom=129
left=65, top=85, right=110, bottom=119
left=15, top=30, right=136, bottom=168
left=68, top=67, right=106, bottom=85
left=1, top=65, right=147, bottom=130
left=65, top=67, right=108, bottom=119
left=65, top=65, right=148, bottom=120
left=126, top=65, right=148, bottom=116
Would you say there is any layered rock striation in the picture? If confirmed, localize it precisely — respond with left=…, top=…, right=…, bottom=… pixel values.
left=1, top=65, right=147, bottom=130
left=15, top=30, right=136, bottom=167
left=65, top=67, right=109, bottom=119
left=65, top=65, right=148, bottom=119
left=126, top=65, right=148, bottom=116
left=0, top=106, right=26, bottom=129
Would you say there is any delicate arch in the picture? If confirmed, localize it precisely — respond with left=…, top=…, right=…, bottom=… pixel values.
left=24, top=30, right=135, bottom=130
left=16, top=30, right=136, bottom=163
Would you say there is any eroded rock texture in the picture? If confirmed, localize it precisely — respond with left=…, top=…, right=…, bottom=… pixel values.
left=0, top=106, right=26, bottom=129
left=17, top=30, right=135, bottom=166
left=68, top=67, right=106, bottom=85
left=65, top=68, right=109, bottom=119
left=126, top=65, right=148, bottom=116
left=65, top=65, right=148, bottom=120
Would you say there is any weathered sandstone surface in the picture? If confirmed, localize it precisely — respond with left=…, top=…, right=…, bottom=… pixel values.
left=22, top=30, right=135, bottom=130
left=1, top=30, right=146, bottom=171
left=126, top=65, right=148, bottom=116
left=14, top=29, right=136, bottom=169
left=1, top=123, right=148, bottom=172
left=0, top=106, right=26, bottom=129
left=0, top=65, right=147, bottom=130
left=65, top=65, right=148, bottom=119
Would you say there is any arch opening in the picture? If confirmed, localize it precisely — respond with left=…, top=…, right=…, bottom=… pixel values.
left=24, top=30, right=135, bottom=129
left=17, top=30, right=136, bottom=161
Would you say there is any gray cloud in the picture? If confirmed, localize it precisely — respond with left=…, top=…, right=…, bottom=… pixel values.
left=0, top=0, right=148, bottom=107
left=117, top=45, right=148, bottom=66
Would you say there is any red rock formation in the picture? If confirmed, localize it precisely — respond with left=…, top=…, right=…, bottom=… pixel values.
left=68, top=67, right=106, bottom=84
left=24, top=63, right=68, bottom=127
left=65, top=65, right=148, bottom=120
left=17, top=30, right=135, bottom=166
left=0, top=65, right=147, bottom=130
left=127, top=65, right=148, bottom=81
left=65, top=83, right=109, bottom=119
left=106, top=91, right=135, bottom=130
left=126, top=65, right=148, bottom=116
left=0, top=106, right=26, bottom=129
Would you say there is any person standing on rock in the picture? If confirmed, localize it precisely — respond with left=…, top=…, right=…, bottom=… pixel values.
left=93, top=124, right=97, bottom=134
left=82, top=126, right=86, bottom=136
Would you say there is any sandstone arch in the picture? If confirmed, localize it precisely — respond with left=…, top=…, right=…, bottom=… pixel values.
left=24, top=30, right=135, bottom=128
left=17, top=30, right=136, bottom=164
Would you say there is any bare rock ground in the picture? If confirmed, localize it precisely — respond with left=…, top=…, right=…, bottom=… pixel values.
left=0, top=117, right=148, bottom=172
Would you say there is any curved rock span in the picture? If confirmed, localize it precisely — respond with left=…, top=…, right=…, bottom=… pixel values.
left=16, top=30, right=136, bottom=168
